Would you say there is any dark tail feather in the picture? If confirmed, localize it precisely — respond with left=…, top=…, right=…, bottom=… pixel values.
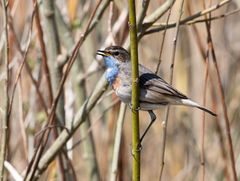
left=181, top=99, right=217, bottom=116
left=196, top=106, right=217, bottom=116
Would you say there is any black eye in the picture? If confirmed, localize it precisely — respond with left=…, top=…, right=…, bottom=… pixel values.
left=114, top=51, right=119, bottom=56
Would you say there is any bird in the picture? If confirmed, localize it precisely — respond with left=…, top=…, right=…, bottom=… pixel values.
left=97, top=46, right=216, bottom=144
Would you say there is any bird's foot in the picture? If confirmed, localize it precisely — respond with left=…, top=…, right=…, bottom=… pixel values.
left=128, top=103, right=140, bottom=111
left=137, top=143, right=142, bottom=151
left=131, top=143, right=142, bottom=156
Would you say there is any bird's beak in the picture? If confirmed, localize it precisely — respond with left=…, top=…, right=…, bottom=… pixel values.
left=97, top=50, right=110, bottom=57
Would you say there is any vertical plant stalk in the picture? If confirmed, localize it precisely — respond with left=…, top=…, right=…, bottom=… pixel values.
left=200, top=1, right=209, bottom=179
left=107, top=1, right=116, bottom=45
left=128, top=0, right=140, bottom=180
left=25, top=1, right=69, bottom=180
left=0, top=0, right=10, bottom=179
left=54, top=5, right=101, bottom=181
left=25, top=1, right=104, bottom=179
left=42, top=0, right=65, bottom=125
left=201, top=52, right=209, bottom=181
left=205, top=22, right=237, bottom=181
left=186, top=2, right=230, bottom=179
left=41, top=1, right=68, bottom=180
left=7, top=9, right=49, bottom=116
left=155, top=8, right=172, bottom=74
left=8, top=8, right=36, bottom=117
left=32, top=0, right=53, bottom=106
left=110, top=103, right=126, bottom=181
left=159, top=1, right=184, bottom=180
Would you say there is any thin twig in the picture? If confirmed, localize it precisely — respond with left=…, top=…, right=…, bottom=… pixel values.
left=85, top=0, right=112, bottom=36
left=55, top=2, right=101, bottom=180
left=8, top=7, right=36, bottom=117
left=67, top=99, right=120, bottom=151
left=35, top=125, right=70, bottom=138
left=142, top=0, right=175, bottom=29
left=0, top=0, right=10, bottom=179
left=152, top=8, right=240, bottom=27
left=201, top=38, right=209, bottom=181
left=155, top=7, right=172, bottom=74
left=188, top=2, right=230, bottom=179
left=200, top=1, right=211, bottom=180
left=185, top=8, right=240, bottom=25
left=18, top=80, right=28, bottom=161
left=108, top=1, right=116, bottom=45
left=144, top=0, right=231, bottom=35
left=82, top=7, right=128, bottom=81
left=159, top=0, right=184, bottom=180
left=8, top=7, right=48, bottom=115
left=205, top=16, right=237, bottom=181
left=24, top=1, right=104, bottom=180
left=31, top=75, right=108, bottom=180
left=137, top=0, right=150, bottom=30
left=200, top=1, right=208, bottom=180
left=25, top=0, right=69, bottom=179
left=137, top=0, right=175, bottom=40
left=104, top=7, right=128, bottom=47
left=32, top=0, right=53, bottom=106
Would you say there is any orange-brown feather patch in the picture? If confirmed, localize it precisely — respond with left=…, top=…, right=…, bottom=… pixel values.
left=112, top=77, right=121, bottom=90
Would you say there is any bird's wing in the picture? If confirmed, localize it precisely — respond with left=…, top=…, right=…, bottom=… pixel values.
left=138, top=65, right=188, bottom=103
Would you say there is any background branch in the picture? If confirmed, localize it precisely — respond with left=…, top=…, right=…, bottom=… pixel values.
left=159, top=0, right=184, bottom=180
left=31, top=75, right=108, bottom=180
left=0, top=0, right=238, bottom=180
left=0, top=0, right=10, bottom=179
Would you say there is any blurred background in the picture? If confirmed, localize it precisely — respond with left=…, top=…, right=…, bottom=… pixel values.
left=0, top=0, right=240, bottom=180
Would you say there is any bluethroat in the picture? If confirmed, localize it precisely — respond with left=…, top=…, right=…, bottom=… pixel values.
left=97, top=46, right=216, bottom=144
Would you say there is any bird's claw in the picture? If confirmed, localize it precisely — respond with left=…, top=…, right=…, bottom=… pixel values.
left=128, top=103, right=140, bottom=111
left=131, top=143, right=143, bottom=156
left=137, top=143, right=142, bottom=151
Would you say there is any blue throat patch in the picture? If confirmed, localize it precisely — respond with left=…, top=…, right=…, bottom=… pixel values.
left=103, top=56, right=119, bottom=85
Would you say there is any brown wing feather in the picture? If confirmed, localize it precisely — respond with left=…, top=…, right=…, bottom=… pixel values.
left=139, top=72, right=188, bottom=100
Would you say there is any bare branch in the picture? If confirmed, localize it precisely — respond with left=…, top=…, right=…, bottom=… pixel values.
left=31, top=75, right=108, bottom=180
left=0, top=0, right=10, bottom=179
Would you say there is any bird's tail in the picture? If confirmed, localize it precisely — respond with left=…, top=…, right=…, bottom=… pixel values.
left=180, top=99, right=217, bottom=116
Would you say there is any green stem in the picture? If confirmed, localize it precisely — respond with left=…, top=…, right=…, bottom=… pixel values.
left=128, top=0, right=140, bottom=180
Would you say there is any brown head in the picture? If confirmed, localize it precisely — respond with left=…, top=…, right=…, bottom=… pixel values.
left=97, top=46, right=130, bottom=63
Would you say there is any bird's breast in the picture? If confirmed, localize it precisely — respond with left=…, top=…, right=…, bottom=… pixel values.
left=112, top=77, right=121, bottom=91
